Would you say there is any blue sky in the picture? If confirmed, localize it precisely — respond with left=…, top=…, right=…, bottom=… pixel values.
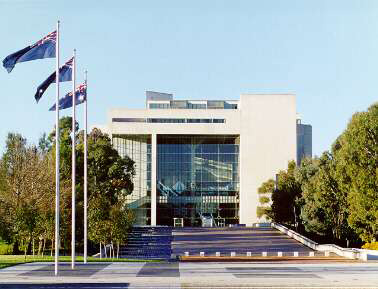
left=1, top=0, right=377, bottom=156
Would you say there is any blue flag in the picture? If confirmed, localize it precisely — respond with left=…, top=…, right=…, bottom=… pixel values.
left=35, top=57, right=73, bottom=102
left=49, top=83, right=87, bottom=111
left=3, top=31, right=56, bottom=73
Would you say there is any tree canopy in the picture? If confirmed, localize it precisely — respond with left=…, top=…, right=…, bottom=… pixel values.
left=258, top=102, right=378, bottom=245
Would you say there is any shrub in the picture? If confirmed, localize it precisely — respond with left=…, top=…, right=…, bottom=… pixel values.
left=362, top=242, right=378, bottom=250
left=0, top=242, right=13, bottom=255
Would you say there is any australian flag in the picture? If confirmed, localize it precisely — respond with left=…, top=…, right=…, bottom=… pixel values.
left=35, top=57, right=73, bottom=102
left=49, top=83, right=87, bottom=111
left=3, top=30, right=56, bottom=73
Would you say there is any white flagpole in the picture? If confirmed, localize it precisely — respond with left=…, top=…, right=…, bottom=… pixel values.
left=71, top=49, right=76, bottom=269
left=84, top=70, right=88, bottom=264
left=55, top=20, right=60, bottom=277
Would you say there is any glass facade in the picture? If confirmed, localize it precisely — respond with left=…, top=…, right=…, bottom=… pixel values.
left=112, top=134, right=240, bottom=227
left=157, top=135, right=240, bottom=226
left=112, top=135, right=151, bottom=225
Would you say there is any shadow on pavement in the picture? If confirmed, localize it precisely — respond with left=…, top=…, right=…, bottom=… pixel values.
left=19, top=263, right=111, bottom=277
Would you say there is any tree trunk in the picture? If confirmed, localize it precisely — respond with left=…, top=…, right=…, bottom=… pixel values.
left=32, top=238, right=35, bottom=257
left=51, top=238, right=54, bottom=256
left=100, top=242, right=102, bottom=259
left=24, top=239, right=28, bottom=258
left=37, top=238, right=42, bottom=256
left=42, top=239, right=46, bottom=257
left=26, top=237, right=32, bottom=255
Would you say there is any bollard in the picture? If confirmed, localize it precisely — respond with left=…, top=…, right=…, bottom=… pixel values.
left=247, top=251, right=252, bottom=257
left=216, top=252, right=220, bottom=257
left=277, top=252, right=283, bottom=257
left=185, top=251, right=189, bottom=257
left=262, top=252, right=267, bottom=257
left=200, top=252, right=205, bottom=257
left=294, top=252, right=299, bottom=257
left=231, top=252, right=236, bottom=257
left=309, top=251, right=315, bottom=257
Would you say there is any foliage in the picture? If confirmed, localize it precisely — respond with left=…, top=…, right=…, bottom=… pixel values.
left=0, top=118, right=135, bottom=256
left=362, top=242, right=378, bottom=250
left=270, top=161, right=302, bottom=225
left=84, top=128, right=135, bottom=255
left=0, top=241, right=13, bottom=255
left=338, top=104, right=378, bottom=242
left=256, top=102, right=377, bottom=246
left=256, top=179, right=274, bottom=219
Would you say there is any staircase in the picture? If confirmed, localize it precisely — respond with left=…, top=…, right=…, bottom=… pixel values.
left=119, top=226, right=173, bottom=260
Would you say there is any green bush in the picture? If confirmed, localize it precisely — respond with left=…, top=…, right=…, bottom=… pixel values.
left=362, top=242, right=378, bottom=250
left=0, top=242, right=13, bottom=255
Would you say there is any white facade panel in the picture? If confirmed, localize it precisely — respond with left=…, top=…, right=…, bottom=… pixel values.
left=239, top=94, right=296, bottom=225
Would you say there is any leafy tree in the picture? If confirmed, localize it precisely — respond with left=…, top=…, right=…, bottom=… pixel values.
left=300, top=151, right=353, bottom=242
left=338, top=103, right=378, bottom=242
left=270, top=161, right=302, bottom=226
left=84, top=128, right=135, bottom=256
left=256, top=179, right=274, bottom=219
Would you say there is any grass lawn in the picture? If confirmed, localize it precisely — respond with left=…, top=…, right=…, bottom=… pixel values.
left=0, top=255, right=159, bottom=269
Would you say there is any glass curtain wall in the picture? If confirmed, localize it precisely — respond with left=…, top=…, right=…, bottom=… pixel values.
left=157, top=135, right=240, bottom=226
left=112, top=135, right=151, bottom=225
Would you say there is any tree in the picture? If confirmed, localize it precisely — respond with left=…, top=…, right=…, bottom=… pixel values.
left=299, top=151, right=353, bottom=242
left=85, top=128, right=135, bottom=256
left=256, top=179, right=274, bottom=219
left=270, top=161, right=302, bottom=226
left=338, top=103, right=378, bottom=242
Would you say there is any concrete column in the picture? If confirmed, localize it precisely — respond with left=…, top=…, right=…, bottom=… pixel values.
left=151, top=133, right=157, bottom=226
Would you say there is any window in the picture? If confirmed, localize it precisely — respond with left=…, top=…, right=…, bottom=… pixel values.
left=149, top=103, right=170, bottom=109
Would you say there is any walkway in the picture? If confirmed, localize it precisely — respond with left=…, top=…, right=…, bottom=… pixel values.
left=0, top=261, right=378, bottom=288
left=172, top=227, right=314, bottom=256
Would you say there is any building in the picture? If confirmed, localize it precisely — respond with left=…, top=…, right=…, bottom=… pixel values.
left=103, top=91, right=309, bottom=226
left=296, top=119, right=312, bottom=165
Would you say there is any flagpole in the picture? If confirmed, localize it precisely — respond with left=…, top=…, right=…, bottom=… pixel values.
left=71, top=49, right=76, bottom=269
left=84, top=70, right=88, bottom=264
left=55, top=20, right=60, bottom=277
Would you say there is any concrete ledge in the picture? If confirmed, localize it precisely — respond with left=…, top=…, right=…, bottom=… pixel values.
left=271, top=222, right=378, bottom=261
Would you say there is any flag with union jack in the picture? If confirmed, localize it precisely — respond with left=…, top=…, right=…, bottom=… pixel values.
left=49, top=83, right=87, bottom=111
left=2, top=30, right=56, bottom=73
left=35, top=57, right=74, bottom=102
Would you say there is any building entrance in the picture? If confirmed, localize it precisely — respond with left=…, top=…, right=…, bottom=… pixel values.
left=156, top=135, right=240, bottom=227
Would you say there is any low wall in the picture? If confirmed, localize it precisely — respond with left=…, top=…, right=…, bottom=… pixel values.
left=271, top=222, right=378, bottom=261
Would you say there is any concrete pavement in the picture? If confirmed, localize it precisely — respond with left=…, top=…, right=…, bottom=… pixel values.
left=1, top=261, right=378, bottom=288
left=172, top=227, right=315, bottom=256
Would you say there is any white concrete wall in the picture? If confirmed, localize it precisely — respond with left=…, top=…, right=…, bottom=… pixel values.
left=239, top=94, right=296, bottom=225
left=108, top=108, right=241, bottom=135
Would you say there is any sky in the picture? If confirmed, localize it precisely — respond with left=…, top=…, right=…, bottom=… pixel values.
left=0, top=0, right=377, bottom=156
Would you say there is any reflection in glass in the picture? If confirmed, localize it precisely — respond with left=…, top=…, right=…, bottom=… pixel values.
left=112, top=135, right=151, bottom=225
left=157, top=135, right=240, bottom=226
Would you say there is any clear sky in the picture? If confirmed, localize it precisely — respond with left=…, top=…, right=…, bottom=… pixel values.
left=1, top=0, right=377, bottom=156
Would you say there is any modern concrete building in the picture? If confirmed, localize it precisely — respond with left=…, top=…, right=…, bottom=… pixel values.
left=103, top=91, right=309, bottom=226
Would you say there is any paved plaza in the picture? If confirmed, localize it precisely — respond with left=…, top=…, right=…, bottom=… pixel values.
left=172, top=227, right=314, bottom=256
left=1, top=261, right=378, bottom=288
